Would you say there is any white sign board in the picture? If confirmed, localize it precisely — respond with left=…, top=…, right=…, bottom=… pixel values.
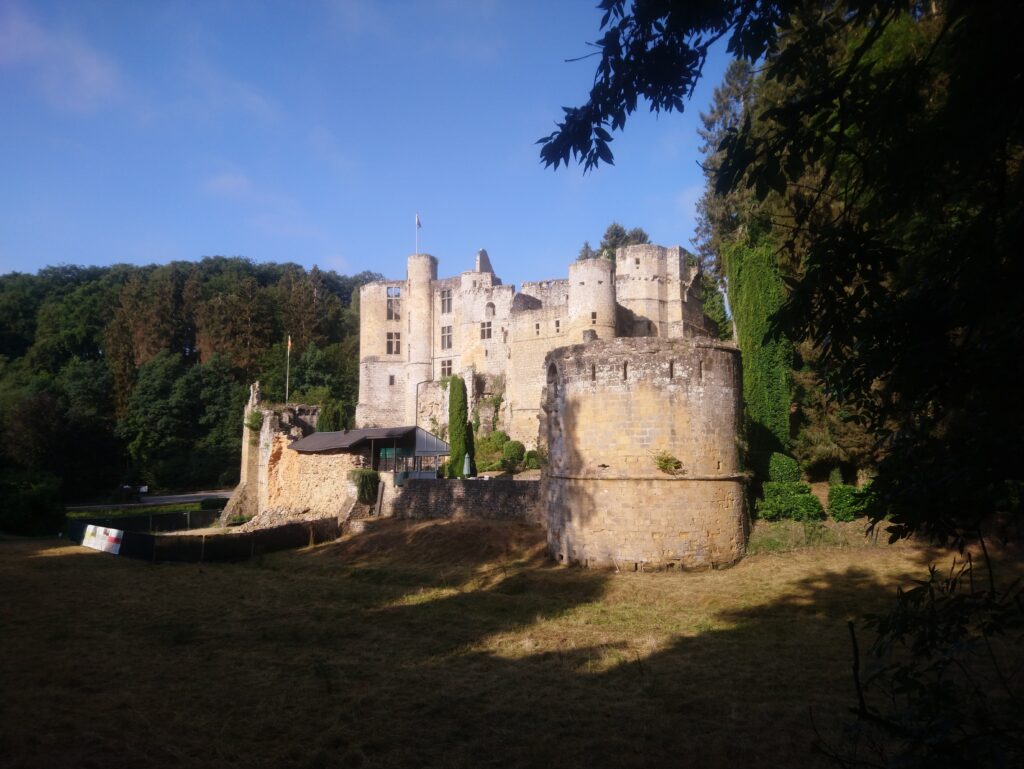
left=82, top=525, right=123, bottom=555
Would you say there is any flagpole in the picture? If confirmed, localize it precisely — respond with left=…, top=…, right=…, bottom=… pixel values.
left=285, top=335, right=291, bottom=403
left=415, top=212, right=419, bottom=255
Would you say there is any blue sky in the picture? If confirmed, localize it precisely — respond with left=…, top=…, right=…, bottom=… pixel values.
left=0, top=1, right=730, bottom=289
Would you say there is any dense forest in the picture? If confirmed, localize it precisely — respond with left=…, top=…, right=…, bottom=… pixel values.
left=0, top=258, right=379, bottom=531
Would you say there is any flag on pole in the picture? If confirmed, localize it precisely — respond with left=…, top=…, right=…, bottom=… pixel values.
left=416, top=214, right=421, bottom=230
left=287, top=335, right=292, bottom=352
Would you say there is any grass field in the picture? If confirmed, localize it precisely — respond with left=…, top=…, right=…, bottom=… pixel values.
left=0, top=519, right=981, bottom=769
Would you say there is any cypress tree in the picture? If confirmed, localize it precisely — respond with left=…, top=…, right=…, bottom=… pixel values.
left=447, top=375, right=468, bottom=478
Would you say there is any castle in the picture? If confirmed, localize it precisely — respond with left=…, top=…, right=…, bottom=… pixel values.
left=227, top=243, right=747, bottom=570
left=355, top=244, right=718, bottom=445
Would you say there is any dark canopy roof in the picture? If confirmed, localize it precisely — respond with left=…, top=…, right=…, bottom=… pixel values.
left=288, top=426, right=449, bottom=456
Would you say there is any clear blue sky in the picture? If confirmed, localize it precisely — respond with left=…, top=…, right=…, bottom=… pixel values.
left=0, top=0, right=730, bottom=290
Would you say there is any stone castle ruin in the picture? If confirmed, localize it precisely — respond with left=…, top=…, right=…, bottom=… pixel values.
left=226, top=244, right=747, bottom=569
left=356, top=244, right=718, bottom=446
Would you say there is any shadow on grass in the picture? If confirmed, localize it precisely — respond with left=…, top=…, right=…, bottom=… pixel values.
left=0, top=525, right=965, bottom=769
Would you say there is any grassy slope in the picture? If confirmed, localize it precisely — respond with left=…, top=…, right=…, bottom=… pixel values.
left=0, top=520, right=962, bottom=769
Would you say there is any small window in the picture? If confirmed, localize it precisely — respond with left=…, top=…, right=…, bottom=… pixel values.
left=386, top=332, right=401, bottom=355
left=485, top=302, right=495, bottom=318
left=535, top=323, right=540, bottom=336
left=441, top=325, right=452, bottom=350
left=387, top=286, right=401, bottom=320
left=591, top=311, right=597, bottom=325
left=669, top=360, right=675, bottom=379
left=590, top=364, right=596, bottom=381
left=440, top=289, right=452, bottom=314
left=441, top=359, right=452, bottom=377
left=480, top=321, right=492, bottom=340
left=623, top=361, right=628, bottom=380
left=388, top=375, right=395, bottom=386
left=635, top=258, right=640, bottom=267
left=555, top=319, right=561, bottom=333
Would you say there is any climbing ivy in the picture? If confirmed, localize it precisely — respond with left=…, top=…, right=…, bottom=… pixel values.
left=722, top=236, right=792, bottom=480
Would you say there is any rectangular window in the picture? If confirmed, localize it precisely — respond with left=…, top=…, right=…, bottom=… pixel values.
left=440, top=289, right=452, bottom=314
left=388, top=375, right=395, bottom=386
left=555, top=319, right=561, bottom=333
left=480, top=321, right=491, bottom=340
left=386, top=332, right=401, bottom=355
left=387, top=286, right=401, bottom=320
left=441, top=325, right=452, bottom=350
left=591, top=311, right=597, bottom=325
left=441, top=359, right=452, bottom=377
left=535, top=323, right=540, bottom=336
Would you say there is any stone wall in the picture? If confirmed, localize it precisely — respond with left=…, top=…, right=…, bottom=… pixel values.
left=390, top=478, right=542, bottom=524
left=224, top=401, right=363, bottom=528
left=543, top=337, right=747, bottom=569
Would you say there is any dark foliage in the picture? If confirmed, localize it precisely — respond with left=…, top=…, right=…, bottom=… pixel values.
left=349, top=469, right=380, bottom=505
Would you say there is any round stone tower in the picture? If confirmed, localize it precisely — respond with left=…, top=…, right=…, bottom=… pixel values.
left=405, top=253, right=437, bottom=423
left=543, top=336, right=746, bottom=570
left=567, top=258, right=616, bottom=341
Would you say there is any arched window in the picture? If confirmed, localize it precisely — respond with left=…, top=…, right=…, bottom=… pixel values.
left=485, top=302, right=495, bottom=318
left=547, top=363, right=558, bottom=398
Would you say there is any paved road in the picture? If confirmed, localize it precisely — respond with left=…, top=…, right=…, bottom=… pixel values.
left=66, top=489, right=233, bottom=512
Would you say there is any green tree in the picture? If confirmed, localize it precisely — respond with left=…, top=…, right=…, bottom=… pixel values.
left=577, top=240, right=596, bottom=260
left=447, top=375, right=469, bottom=478
left=596, top=222, right=649, bottom=261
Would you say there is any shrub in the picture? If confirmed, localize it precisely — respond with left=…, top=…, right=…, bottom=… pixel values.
left=348, top=469, right=380, bottom=505
left=524, top=450, right=541, bottom=469
left=0, top=470, right=65, bottom=535
left=653, top=450, right=683, bottom=475
left=756, top=481, right=824, bottom=521
left=502, top=440, right=525, bottom=465
left=828, top=466, right=844, bottom=486
left=474, top=430, right=511, bottom=472
left=828, top=483, right=873, bottom=522
left=768, top=453, right=801, bottom=482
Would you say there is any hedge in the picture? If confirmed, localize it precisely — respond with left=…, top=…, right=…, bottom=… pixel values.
left=828, top=483, right=873, bottom=522
left=756, top=481, right=824, bottom=521
left=768, top=453, right=801, bottom=482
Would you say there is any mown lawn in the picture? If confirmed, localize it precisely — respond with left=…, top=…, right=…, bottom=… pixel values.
left=0, top=519, right=957, bottom=769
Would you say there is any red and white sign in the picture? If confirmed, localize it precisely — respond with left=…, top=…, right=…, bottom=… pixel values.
left=82, top=525, right=124, bottom=555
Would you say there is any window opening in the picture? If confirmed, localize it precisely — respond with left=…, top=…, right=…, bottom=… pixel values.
left=535, top=323, right=540, bottom=336
left=591, top=311, right=597, bottom=325
left=669, top=360, right=675, bottom=379
left=480, top=321, right=492, bottom=340
left=441, top=359, right=452, bottom=377
left=485, top=302, right=495, bottom=318
left=386, top=332, right=401, bottom=355
left=555, top=319, right=561, bottom=333
left=590, top=364, right=596, bottom=381
left=623, top=361, right=628, bottom=380
left=441, top=325, right=452, bottom=350
left=386, top=286, right=401, bottom=320
left=440, top=288, right=452, bottom=314
left=388, top=375, right=395, bottom=386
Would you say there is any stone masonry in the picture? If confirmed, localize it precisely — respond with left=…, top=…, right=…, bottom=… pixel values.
left=356, top=244, right=716, bottom=447
left=542, top=337, right=746, bottom=569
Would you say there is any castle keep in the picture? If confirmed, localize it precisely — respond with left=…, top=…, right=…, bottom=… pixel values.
left=356, top=244, right=716, bottom=445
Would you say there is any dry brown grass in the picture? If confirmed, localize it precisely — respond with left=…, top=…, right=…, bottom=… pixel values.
left=0, top=520, right=964, bottom=769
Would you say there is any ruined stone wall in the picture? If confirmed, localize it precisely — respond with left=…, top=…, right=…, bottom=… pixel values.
left=224, top=402, right=364, bottom=527
left=390, top=478, right=542, bottom=524
left=507, top=302, right=570, bottom=445
left=357, top=279, right=407, bottom=427
left=543, top=337, right=746, bottom=569
left=614, top=244, right=703, bottom=339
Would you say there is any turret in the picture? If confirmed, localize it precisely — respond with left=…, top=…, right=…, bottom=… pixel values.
left=405, top=254, right=438, bottom=422
left=567, top=258, right=616, bottom=341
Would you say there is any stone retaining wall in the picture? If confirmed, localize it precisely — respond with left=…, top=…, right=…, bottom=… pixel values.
left=390, top=479, right=542, bottom=525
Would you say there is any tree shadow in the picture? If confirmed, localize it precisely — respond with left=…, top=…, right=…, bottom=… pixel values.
left=0, top=533, right=951, bottom=769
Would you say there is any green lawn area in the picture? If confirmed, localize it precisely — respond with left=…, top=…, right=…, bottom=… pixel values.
left=65, top=502, right=204, bottom=520
left=0, top=519, right=959, bottom=769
